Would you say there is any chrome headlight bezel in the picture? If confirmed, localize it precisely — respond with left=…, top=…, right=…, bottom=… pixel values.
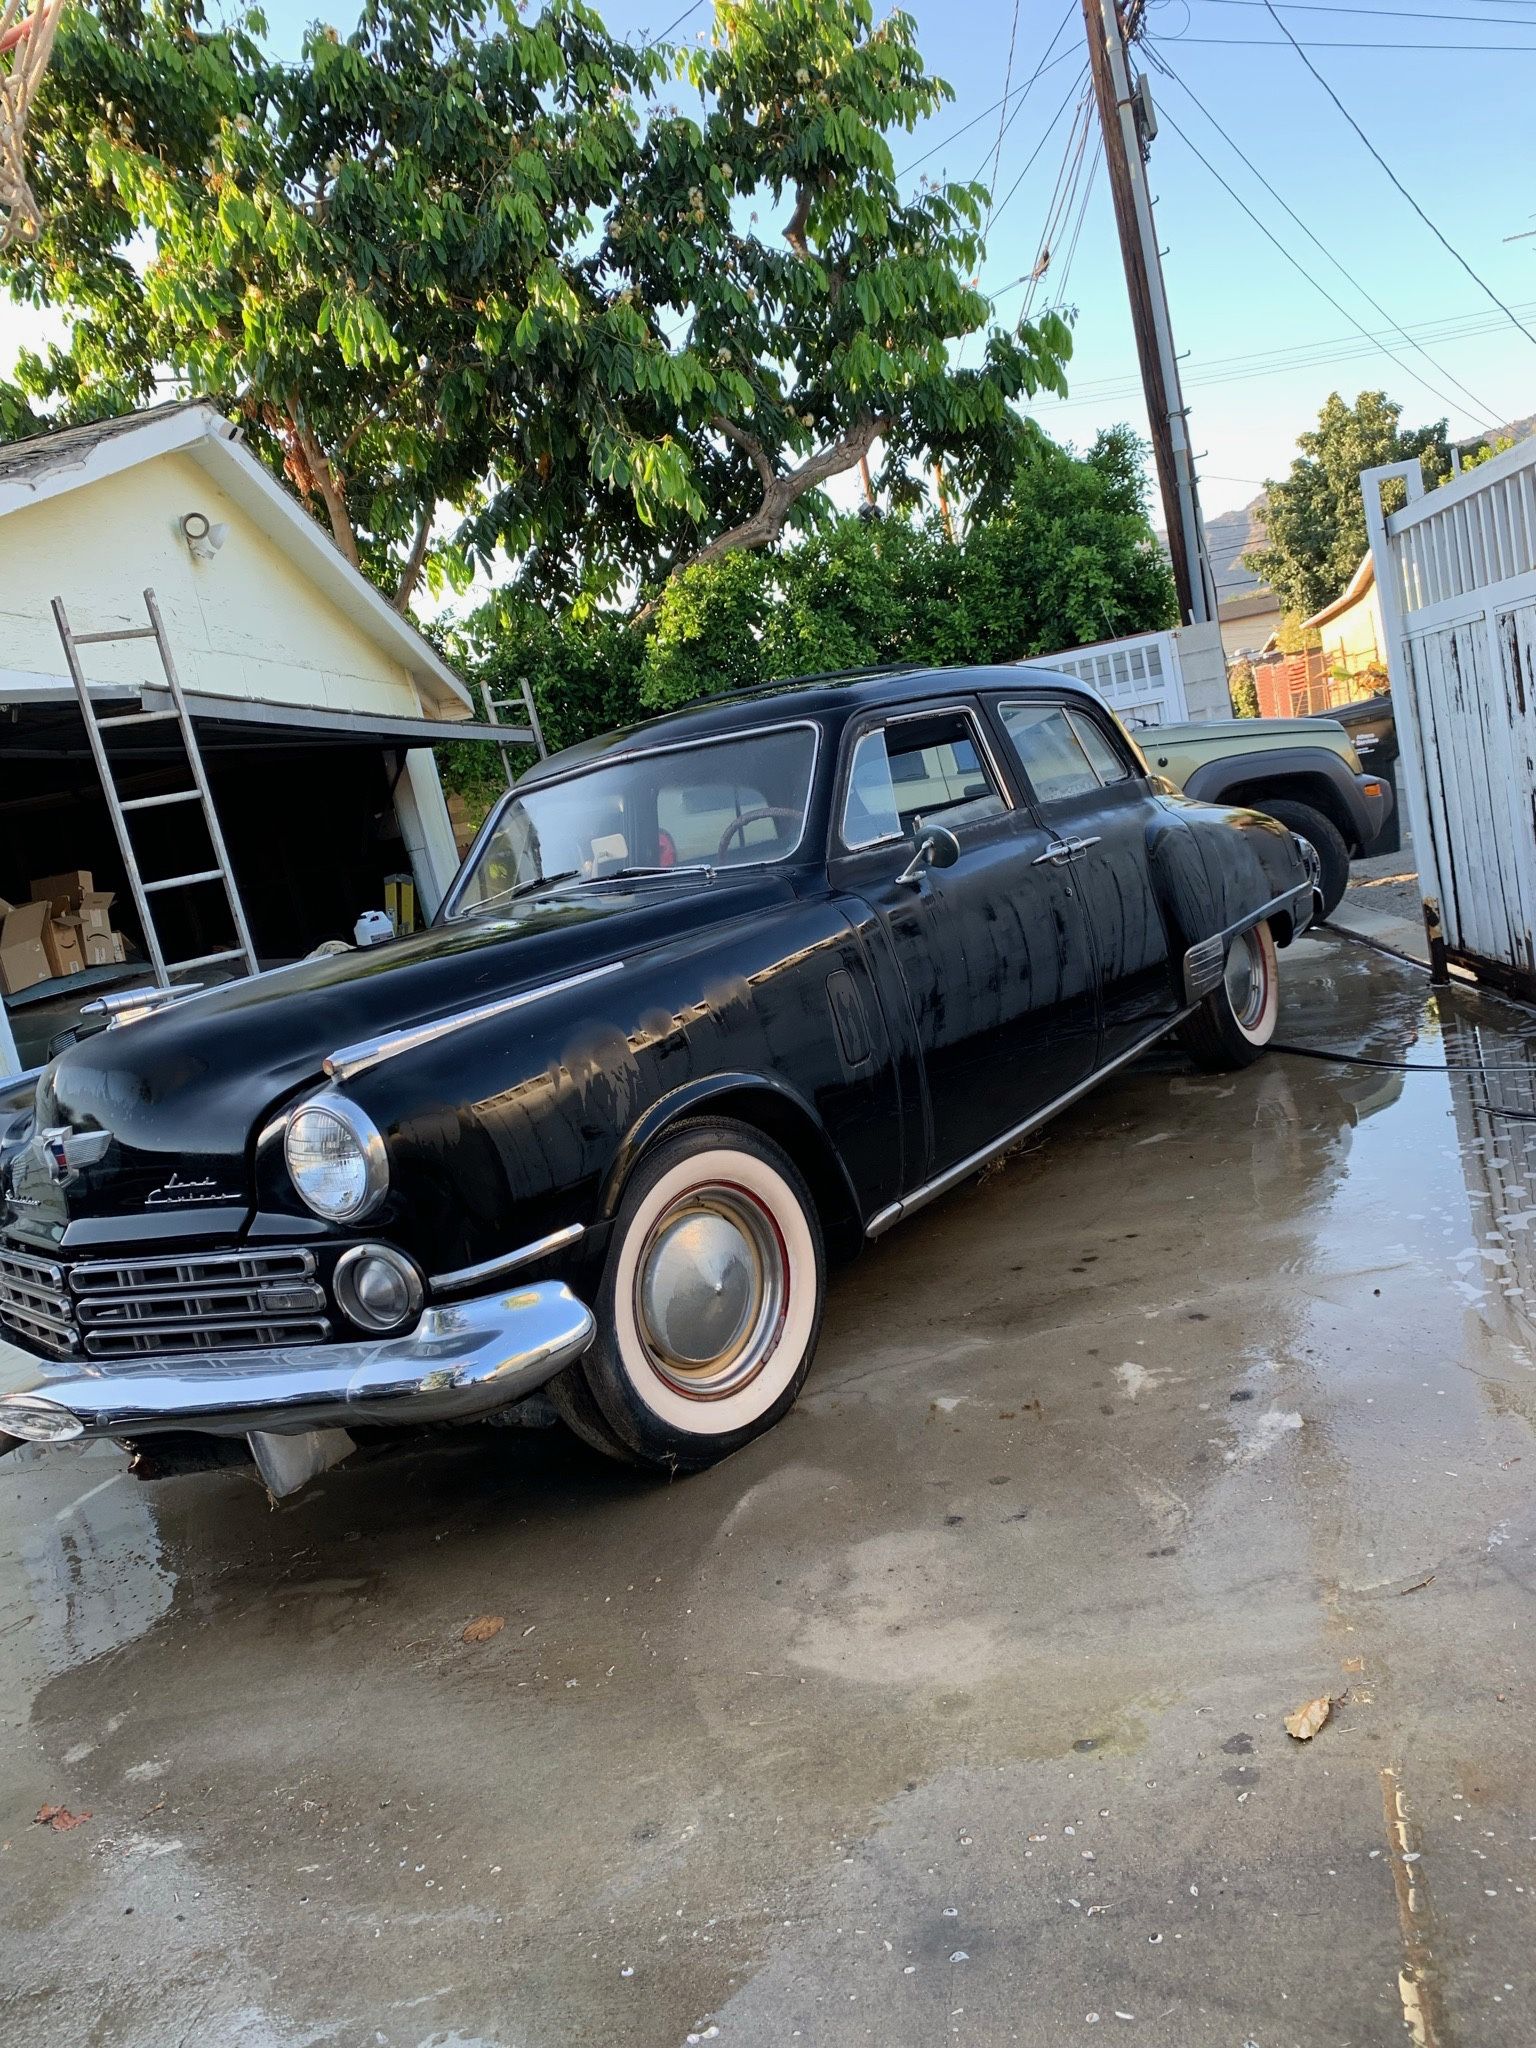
left=282, top=1094, right=389, bottom=1224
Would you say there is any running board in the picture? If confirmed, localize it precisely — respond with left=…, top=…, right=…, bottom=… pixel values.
left=864, top=1007, right=1196, bottom=1239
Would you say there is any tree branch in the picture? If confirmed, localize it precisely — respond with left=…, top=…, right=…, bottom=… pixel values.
left=393, top=504, right=434, bottom=614
left=710, top=412, right=775, bottom=492
left=631, top=413, right=891, bottom=625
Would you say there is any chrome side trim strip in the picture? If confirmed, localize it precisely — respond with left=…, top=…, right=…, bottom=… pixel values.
left=431, top=1223, right=586, bottom=1296
left=865, top=1007, right=1197, bottom=1239
left=324, top=960, right=626, bottom=1081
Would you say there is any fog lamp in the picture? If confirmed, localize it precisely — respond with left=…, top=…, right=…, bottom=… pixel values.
left=333, top=1244, right=423, bottom=1334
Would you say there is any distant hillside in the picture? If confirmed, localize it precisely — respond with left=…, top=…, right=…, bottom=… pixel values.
left=1206, top=495, right=1268, bottom=608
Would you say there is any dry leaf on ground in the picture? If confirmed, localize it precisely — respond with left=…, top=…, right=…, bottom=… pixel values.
left=1284, top=1694, right=1332, bottom=1741
left=461, top=1615, right=505, bottom=1644
left=34, top=1803, right=91, bottom=1831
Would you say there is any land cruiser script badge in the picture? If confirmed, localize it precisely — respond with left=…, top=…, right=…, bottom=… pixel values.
left=146, top=1174, right=241, bottom=1207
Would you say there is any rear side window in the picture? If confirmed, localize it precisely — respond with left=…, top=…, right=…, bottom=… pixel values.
left=1067, top=708, right=1132, bottom=785
left=997, top=700, right=1132, bottom=803
left=841, top=710, right=1006, bottom=847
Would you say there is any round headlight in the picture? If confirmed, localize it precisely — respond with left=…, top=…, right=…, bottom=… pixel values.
left=283, top=1097, right=387, bottom=1222
left=333, top=1244, right=423, bottom=1334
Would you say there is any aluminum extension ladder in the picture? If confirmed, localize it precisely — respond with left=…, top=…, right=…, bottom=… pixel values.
left=51, top=588, right=259, bottom=989
left=483, top=676, right=547, bottom=789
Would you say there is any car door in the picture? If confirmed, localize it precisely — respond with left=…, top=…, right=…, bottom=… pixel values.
left=828, top=699, right=1099, bottom=1182
left=987, top=695, right=1181, bottom=1061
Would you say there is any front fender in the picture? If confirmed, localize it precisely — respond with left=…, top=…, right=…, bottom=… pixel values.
left=598, top=1070, right=867, bottom=1253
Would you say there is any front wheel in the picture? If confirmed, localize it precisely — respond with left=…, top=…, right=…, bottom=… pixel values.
left=565, top=1119, right=826, bottom=1470
left=1177, top=921, right=1280, bottom=1071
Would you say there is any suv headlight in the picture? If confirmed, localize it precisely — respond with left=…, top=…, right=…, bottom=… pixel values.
left=283, top=1095, right=388, bottom=1222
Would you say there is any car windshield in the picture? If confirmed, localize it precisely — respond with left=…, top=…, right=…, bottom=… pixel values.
left=449, top=726, right=819, bottom=918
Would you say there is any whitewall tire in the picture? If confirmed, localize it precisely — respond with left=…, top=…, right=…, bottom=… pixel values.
left=571, top=1120, right=826, bottom=1468
left=1178, top=920, right=1280, bottom=1071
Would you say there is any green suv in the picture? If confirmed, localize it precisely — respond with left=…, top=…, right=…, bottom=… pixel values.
left=1141, top=715, right=1394, bottom=918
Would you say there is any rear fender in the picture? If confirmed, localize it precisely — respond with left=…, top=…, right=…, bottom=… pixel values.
left=1182, top=747, right=1367, bottom=848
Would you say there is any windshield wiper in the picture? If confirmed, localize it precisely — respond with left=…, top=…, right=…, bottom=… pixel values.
left=581, top=862, right=716, bottom=883
left=459, top=870, right=583, bottom=916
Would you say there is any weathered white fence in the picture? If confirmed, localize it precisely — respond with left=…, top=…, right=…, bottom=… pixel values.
left=1363, top=443, right=1536, bottom=998
left=1029, top=626, right=1190, bottom=727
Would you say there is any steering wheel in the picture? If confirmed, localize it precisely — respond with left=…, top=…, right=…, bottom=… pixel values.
left=715, top=806, right=802, bottom=858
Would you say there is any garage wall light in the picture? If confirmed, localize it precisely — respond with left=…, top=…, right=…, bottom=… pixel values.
left=181, top=510, right=228, bottom=562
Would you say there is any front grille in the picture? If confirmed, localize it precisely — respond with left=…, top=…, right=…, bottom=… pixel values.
left=0, top=1244, right=330, bottom=1361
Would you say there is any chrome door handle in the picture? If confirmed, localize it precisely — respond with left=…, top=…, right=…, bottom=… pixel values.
left=1066, top=835, right=1102, bottom=858
left=1033, top=840, right=1075, bottom=866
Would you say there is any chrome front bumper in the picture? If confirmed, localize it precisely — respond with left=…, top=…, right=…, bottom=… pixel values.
left=0, top=1279, right=595, bottom=1446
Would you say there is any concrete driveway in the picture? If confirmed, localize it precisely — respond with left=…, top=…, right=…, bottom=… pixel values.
left=4, top=930, right=1535, bottom=2048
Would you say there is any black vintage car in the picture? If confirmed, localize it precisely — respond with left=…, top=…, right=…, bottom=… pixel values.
left=0, top=665, right=1316, bottom=1493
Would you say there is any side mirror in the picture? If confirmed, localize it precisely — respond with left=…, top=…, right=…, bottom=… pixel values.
left=896, top=823, right=962, bottom=887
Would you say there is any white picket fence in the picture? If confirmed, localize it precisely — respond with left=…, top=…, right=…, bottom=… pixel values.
left=1363, top=441, right=1536, bottom=997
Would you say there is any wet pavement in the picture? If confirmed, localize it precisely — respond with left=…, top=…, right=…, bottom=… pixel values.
left=5, top=929, right=1536, bottom=2048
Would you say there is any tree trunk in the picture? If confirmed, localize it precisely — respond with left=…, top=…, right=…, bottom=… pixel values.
left=285, top=399, right=362, bottom=571
left=393, top=505, right=434, bottom=614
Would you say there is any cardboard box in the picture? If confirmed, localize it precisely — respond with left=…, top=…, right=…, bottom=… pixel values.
left=42, top=917, right=84, bottom=978
left=0, top=899, right=53, bottom=995
left=76, top=887, right=115, bottom=941
left=30, top=868, right=93, bottom=916
left=110, top=931, right=127, bottom=963
left=83, top=930, right=117, bottom=967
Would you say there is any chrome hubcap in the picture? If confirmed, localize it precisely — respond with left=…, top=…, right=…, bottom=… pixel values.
left=634, top=1184, right=787, bottom=1398
left=1224, top=928, right=1268, bottom=1031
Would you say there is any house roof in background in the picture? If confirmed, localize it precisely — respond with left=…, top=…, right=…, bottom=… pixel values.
left=0, top=402, right=470, bottom=717
left=1302, top=552, right=1376, bottom=632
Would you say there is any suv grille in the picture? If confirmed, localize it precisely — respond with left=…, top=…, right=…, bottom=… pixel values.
left=0, top=1245, right=329, bottom=1361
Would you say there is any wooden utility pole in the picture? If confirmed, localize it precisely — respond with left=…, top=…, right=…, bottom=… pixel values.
left=1079, top=0, right=1217, bottom=624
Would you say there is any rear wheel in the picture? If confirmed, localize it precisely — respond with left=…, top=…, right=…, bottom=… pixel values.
left=568, top=1120, right=826, bottom=1470
left=1178, top=920, right=1280, bottom=1071
left=1258, top=797, right=1351, bottom=919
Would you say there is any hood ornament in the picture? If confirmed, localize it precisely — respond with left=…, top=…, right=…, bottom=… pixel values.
left=81, top=984, right=205, bottom=1030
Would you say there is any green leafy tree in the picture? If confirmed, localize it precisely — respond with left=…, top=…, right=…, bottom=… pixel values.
left=3, top=0, right=1071, bottom=614
left=1245, top=390, right=1452, bottom=619
left=438, top=422, right=1176, bottom=808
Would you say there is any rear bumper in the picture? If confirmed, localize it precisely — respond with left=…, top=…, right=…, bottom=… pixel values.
left=0, top=1279, right=595, bottom=1446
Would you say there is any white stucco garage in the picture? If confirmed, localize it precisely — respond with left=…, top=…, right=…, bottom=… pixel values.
left=0, top=401, right=517, bottom=1074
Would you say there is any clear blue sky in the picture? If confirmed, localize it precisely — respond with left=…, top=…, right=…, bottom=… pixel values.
left=5, top=0, right=1534, bottom=526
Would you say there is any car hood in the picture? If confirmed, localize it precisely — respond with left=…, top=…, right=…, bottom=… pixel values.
left=1156, top=717, right=1349, bottom=746
left=4, top=874, right=796, bottom=1238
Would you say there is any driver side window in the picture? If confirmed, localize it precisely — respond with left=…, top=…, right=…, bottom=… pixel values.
left=841, top=711, right=1006, bottom=849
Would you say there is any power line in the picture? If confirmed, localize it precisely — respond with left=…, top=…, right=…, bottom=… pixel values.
left=985, top=67, right=1093, bottom=249
left=896, top=43, right=1081, bottom=178
left=973, top=5, right=1078, bottom=186
left=1193, top=0, right=1536, bottom=21
left=986, top=0, right=1025, bottom=211
left=1146, top=50, right=1505, bottom=423
left=1258, top=0, right=1536, bottom=350
left=1147, top=100, right=1508, bottom=428
left=642, top=2, right=706, bottom=48
left=1038, top=302, right=1536, bottom=402
left=1161, top=34, right=1536, bottom=48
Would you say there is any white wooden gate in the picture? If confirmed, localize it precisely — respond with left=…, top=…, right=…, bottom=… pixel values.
left=1363, top=443, right=1536, bottom=999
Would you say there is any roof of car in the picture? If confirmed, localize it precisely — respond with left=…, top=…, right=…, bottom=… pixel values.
left=520, top=661, right=1101, bottom=783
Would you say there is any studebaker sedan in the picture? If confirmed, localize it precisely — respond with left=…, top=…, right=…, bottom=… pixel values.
left=0, top=664, right=1316, bottom=1494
